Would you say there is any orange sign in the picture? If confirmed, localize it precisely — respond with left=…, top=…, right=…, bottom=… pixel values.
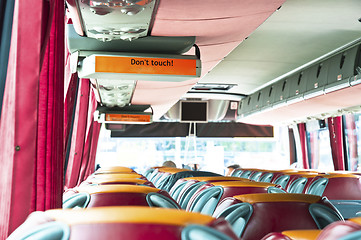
left=105, top=113, right=151, bottom=123
left=95, top=56, right=197, bottom=76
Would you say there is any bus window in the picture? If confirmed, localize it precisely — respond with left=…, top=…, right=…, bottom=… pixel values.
left=95, top=125, right=290, bottom=175
left=306, top=121, right=334, bottom=171
left=344, top=113, right=361, bottom=171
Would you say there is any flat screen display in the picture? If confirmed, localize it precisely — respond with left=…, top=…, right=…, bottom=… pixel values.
left=180, top=101, right=208, bottom=122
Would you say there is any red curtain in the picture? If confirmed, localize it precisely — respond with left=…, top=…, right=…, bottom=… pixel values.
left=65, top=80, right=101, bottom=189
left=298, top=123, right=310, bottom=169
left=0, top=0, right=64, bottom=237
left=32, top=0, right=64, bottom=212
left=328, top=116, right=345, bottom=170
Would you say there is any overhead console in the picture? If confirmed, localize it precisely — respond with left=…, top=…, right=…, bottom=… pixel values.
left=238, top=42, right=361, bottom=125
left=66, top=0, right=157, bottom=42
left=65, top=0, right=202, bottom=123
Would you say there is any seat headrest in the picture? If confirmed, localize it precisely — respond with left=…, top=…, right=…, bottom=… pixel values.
left=158, top=168, right=189, bottom=174
left=77, top=184, right=159, bottom=194
left=281, top=229, right=321, bottom=239
left=88, top=173, right=143, bottom=179
left=212, top=181, right=277, bottom=188
left=184, top=176, right=248, bottom=182
left=90, top=178, right=147, bottom=185
left=233, top=193, right=321, bottom=204
left=95, top=166, right=134, bottom=174
left=47, top=206, right=214, bottom=226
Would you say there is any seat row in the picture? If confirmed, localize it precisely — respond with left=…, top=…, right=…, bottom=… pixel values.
left=232, top=168, right=361, bottom=219
left=145, top=166, right=345, bottom=240
left=11, top=165, right=361, bottom=239
left=8, top=166, right=239, bottom=240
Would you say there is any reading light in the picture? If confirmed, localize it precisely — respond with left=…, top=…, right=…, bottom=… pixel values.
left=96, top=79, right=136, bottom=108
left=69, top=0, right=156, bottom=41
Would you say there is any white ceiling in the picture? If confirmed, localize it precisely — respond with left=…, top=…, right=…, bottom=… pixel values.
left=200, top=0, right=361, bottom=96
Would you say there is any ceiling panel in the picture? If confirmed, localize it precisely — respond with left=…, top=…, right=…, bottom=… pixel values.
left=200, top=0, right=361, bottom=96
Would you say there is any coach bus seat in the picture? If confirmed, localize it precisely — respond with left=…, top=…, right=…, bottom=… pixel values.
left=187, top=181, right=281, bottom=215
left=63, top=192, right=90, bottom=209
left=213, top=193, right=343, bottom=240
left=261, top=230, right=321, bottom=240
left=215, top=202, right=253, bottom=237
left=273, top=175, right=290, bottom=189
left=287, top=177, right=307, bottom=193
left=179, top=181, right=208, bottom=209
left=239, top=170, right=253, bottom=179
left=9, top=207, right=239, bottom=240
left=63, top=185, right=180, bottom=209
left=170, top=180, right=190, bottom=200
left=306, top=178, right=328, bottom=196
left=259, top=173, right=274, bottom=183
left=306, top=175, right=361, bottom=218
left=182, top=224, right=234, bottom=240
left=161, top=171, right=222, bottom=192
left=146, top=192, right=180, bottom=209
left=339, top=230, right=361, bottom=240
left=314, top=217, right=361, bottom=240
left=9, top=222, right=70, bottom=240
left=189, top=187, right=224, bottom=215
left=309, top=203, right=344, bottom=229
left=231, top=169, right=243, bottom=177
left=249, top=171, right=263, bottom=181
left=267, top=187, right=286, bottom=193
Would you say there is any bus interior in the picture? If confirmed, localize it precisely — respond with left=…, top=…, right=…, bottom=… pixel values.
left=1, top=0, right=361, bottom=239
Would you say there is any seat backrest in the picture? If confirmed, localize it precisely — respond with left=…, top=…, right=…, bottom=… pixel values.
left=170, top=180, right=189, bottom=200
left=162, top=171, right=222, bottom=192
left=215, top=193, right=342, bottom=240
left=143, top=168, right=155, bottom=179
left=214, top=202, right=253, bottom=237
left=63, top=192, right=90, bottom=209
left=239, top=170, right=253, bottom=179
left=309, top=203, right=344, bottom=229
left=287, top=177, right=307, bottom=193
left=8, top=222, right=71, bottom=240
left=12, top=207, right=239, bottom=240
left=249, top=171, right=263, bottom=181
left=188, top=186, right=224, bottom=215
left=179, top=181, right=207, bottom=209
left=273, top=175, right=290, bottom=189
left=146, top=192, right=179, bottom=209
left=64, top=185, right=180, bottom=209
left=316, top=175, right=361, bottom=200
left=182, top=224, right=237, bottom=240
left=259, top=172, right=274, bottom=183
left=261, top=230, right=321, bottom=240
left=306, top=177, right=328, bottom=196
left=316, top=218, right=361, bottom=240
left=231, top=169, right=243, bottom=177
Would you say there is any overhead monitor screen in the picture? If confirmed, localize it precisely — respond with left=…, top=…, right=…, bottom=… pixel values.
left=180, top=101, right=208, bottom=123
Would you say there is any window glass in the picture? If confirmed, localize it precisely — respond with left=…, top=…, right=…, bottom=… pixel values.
left=306, top=121, right=334, bottom=171
left=344, top=113, right=361, bottom=171
left=95, top=125, right=290, bottom=175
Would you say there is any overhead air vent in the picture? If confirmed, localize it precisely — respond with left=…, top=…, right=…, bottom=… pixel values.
left=66, top=0, right=157, bottom=41
left=190, top=83, right=236, bottom=92
left=94, top=79, right=136, bottom=108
